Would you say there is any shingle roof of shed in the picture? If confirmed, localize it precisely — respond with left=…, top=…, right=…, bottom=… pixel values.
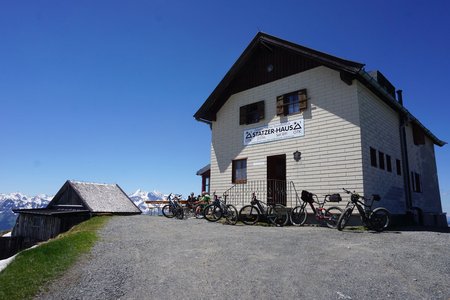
left=67, top=180, right=141, bottom=214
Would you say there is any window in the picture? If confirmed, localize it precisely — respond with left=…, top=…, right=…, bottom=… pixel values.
left=412, top=172, right=422, bottom=193
left=370, top=147, right=377, bottom=167
left=412, top=123, right=425, bottom=145
left=276, top=89, right=307, bottom=116
left=204, top=177, right=210, bottom=194
left=396, top=159, right=402, bottom=175
left=386, top=155, right=392, bottom=172
left=378, top=151, right=385, bottom=170
left=232, top=159, right=247, bottom=184
left=240, top=101, right=265, bottom=125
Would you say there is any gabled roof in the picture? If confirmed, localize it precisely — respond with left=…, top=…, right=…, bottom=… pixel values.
left=194, top=32, right=364, bottom=123
left=47, top=180, right=141, bottom=214
left=194, top=32, right=445, bottom=147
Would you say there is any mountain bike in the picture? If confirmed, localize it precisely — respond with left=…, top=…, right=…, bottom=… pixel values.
left=239, top=192, right=289, bottom=226
left=203, top=194, right=238, bottom=225
left=290, top=190, right=343, bottom=228
left=183, top=195, right=205, bottom=219
left=337, top=188, right=390, bottom=232
left=161, top=193, right=184, bottom=219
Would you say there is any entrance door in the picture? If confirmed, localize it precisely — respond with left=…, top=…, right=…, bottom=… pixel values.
left=267, top=154, right=286, bottom=205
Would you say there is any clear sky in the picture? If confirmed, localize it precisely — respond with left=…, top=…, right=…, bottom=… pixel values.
left=1, top=1, right=449, bottom=212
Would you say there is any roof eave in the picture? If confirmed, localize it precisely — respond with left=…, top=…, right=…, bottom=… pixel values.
left=194, top=32, right=364, bottom=122
left=357, top=71, right=446, bottom=147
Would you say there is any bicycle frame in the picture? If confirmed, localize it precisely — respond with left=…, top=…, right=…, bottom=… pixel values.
left=344, top=201, right=370, bottom=225
left=342, top=189, right=380, bottom=226
left=302, top=194, right=338, bottom=221
left=250, top=195, right=269, bottom=215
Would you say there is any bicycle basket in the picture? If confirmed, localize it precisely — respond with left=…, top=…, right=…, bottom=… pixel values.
left=328, top=193, right=342, bottom=202
left=301, top=190, right=314, bottom=203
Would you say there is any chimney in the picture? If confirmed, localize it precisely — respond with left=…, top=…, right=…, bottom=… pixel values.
left=397, top=90, right=403, bottom=106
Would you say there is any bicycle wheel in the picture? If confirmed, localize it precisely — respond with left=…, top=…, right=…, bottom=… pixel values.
left=175, top=207, right=184, bottom=220
left=203, top=204, right=222, bottom=222
left=337, top=207, right=352, bottom=231
left=239, top=205, right=260, bottom=225
left=183, top=207, right=194, bottom=219
left=369, top=208, right=390, bottom=232
left=162, top=205, right=175, bottom=218
left=194, top=206, right=205, bottom=219
left=324, top=206, right=343, bottom=229
left=267, top=204, right=289, bottom=226
left=290, top=205, right=307, bottom=226
left=225, top=204, right=238, bottom=225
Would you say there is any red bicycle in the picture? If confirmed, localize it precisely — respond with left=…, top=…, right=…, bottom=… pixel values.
left=290, top=190, right=343, bottom=228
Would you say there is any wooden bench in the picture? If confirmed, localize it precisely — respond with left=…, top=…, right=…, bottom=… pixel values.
left=144, top=200, right=189, bottom=205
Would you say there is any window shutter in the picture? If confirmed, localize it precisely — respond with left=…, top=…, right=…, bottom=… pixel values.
left=257, top=101, right=265, bottom=121
left=299, top=89, right=307, bottom=112
left=239, top=106, right=247, bottom=125
left=276, top=95, right=284, bottom=115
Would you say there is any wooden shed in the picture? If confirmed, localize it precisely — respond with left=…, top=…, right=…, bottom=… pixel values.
left=12, top=180, right=141, bottom=242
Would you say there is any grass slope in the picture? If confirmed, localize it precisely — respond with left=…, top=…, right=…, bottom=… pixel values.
left=0, top=216, right=110, bottom=300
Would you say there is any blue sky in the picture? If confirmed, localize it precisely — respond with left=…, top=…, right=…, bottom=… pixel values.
left=0, top=0, right=449, bottom=212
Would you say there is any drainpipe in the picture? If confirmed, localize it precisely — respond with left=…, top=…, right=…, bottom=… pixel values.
left=397, top=90, right=412, bottom=211
left=197, top=118, right=213, bottom=130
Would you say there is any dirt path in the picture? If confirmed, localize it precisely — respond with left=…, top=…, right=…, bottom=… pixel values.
left=36, top=215, right=450, bottom=299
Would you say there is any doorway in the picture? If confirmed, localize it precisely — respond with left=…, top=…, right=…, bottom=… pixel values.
left=267, top=154, right=286, bottom=205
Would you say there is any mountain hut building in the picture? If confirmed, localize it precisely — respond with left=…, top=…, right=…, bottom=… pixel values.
left=194, top=32, right=447, bottom=227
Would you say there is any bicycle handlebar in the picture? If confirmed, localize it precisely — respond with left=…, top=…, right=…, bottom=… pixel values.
left=342, top=188, right=367, bottom=201
left=342, top=188, right=380, bottom=204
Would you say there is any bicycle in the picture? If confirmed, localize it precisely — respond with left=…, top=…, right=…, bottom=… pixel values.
left=203, top=194, right=238, bottom=225
left=239, top=193, right=289, bottom=226
left=337, top=188, right=390, bottom=232
left=290, top=190, right=343, bottom=228
left=183, top=195, right=205, bottom=219
left=161, top=193, right=184, bottom=219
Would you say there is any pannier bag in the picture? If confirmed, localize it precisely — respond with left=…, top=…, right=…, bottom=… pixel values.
left=301, top=190, right=314, bottom=203
left=328, top=193, right=342, bottom=202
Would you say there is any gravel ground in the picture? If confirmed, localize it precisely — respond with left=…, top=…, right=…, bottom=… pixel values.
left=36, top=215, right=450, bottom=300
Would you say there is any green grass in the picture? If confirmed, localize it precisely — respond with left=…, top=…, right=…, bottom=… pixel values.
left=0, top=216, right=110, bottom=300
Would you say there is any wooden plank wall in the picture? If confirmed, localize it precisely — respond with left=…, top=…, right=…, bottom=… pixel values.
left=12, top=213, right=90, bottom=242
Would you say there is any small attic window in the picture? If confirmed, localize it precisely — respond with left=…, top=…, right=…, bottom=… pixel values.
left=277, top=89, right=307, bottom=116
left=412, top=123, right=425, bottom=145
left=240, top=101, right=265, bottom=125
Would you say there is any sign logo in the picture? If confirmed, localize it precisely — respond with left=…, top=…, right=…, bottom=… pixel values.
left=243, top=118, right=305, bottom=146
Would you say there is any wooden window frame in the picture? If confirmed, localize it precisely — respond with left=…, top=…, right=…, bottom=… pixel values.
left=276, top=89, right=307, bottom=116
left=232, top=158, right=247, bottom=184
left=239, top=101, right=265, bottom=125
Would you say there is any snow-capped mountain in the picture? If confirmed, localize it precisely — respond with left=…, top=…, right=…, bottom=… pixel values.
left=0, top=189, right=166, bottom=231
left=0, top=193, right=52, bottom=231
left=128, top=189, right=165, bottom=214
